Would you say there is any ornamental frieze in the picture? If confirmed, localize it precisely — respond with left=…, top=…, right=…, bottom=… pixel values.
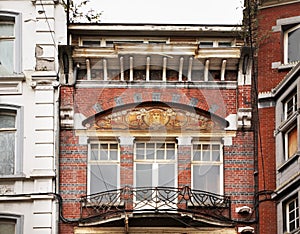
left=85, top=106, right=224, bottom=132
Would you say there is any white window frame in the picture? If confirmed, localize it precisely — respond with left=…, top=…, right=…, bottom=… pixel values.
left=0, top=11, right=22, bottom=75
left=134, top=141, right=177, bottom=188
left=284, top=92, right=297, bottom=120
left=286, top=196, right=299, bottom=233
left=284, top=124, right=298, bottom=161
left=191, top=142, right=223, bottom=195
left=0, top=214, right=23, bottom=234
left=284, top=24, right=300, bottom=64
left=87, top=141, right=120, bottom=195
left=0, top=104, right=23, bottom=176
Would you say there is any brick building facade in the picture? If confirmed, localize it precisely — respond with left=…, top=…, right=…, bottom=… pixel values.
left=58, top=24, right=257, bottom=233
left=256, top=0, right=300, bottom=233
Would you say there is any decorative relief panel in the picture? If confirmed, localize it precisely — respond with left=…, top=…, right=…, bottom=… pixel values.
left=0, top=183, right=14, bottom=195
left=85, top=106, right=225, bottom=132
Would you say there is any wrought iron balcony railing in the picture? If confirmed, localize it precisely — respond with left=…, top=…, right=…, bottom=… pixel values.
left=80, top=186, right=231, bottom=224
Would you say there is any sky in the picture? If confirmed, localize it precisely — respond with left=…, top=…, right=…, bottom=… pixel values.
left=77, top=0, right=245, bottom=25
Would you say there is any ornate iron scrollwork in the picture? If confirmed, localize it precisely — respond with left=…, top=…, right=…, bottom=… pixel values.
left=80, top=186, right=231, bottom=224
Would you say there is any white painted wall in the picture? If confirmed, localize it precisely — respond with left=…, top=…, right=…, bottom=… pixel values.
left=0, top=1, right=66, bottom=233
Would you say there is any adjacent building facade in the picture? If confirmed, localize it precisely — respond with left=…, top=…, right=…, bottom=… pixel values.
left=0, top=0, right=66, bottom=233
left=58, top=23, right=257, bottom=233
left=257, top=0, right=300, bottom=233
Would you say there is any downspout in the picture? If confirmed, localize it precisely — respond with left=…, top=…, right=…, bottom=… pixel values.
left=246, top=0, right=260, bottom=232
left=67, top=0, right=70, bottom=46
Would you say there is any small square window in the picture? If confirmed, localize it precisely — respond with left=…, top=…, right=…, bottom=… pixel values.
left=218, top=42, right=232, bottom=47
left=199, top=42, right=213, bottom=48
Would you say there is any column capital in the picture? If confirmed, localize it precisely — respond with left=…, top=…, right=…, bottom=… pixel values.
left=177, top=137, right=192, bottom=146
left=119, top=136, right=135, bottom=146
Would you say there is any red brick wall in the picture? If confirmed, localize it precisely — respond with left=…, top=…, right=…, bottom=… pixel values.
left=224, top=131, right=255, bottom=221
left=59, top=83, right=255, bottom=232
left=59, top=129, right=87, bottom=231
left=72, top=87, right=232, bottom=118
left=257, top=2, right=300, bottom=93
left=257, top=107, right=277, bottom=234
left=257, top=2, right=300, bottom=233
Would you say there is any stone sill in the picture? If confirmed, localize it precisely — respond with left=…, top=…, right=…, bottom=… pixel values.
left=277, top=153, right=299, bottom=172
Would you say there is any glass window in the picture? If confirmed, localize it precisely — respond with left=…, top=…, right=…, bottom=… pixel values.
left=285, top=24, right=300, bottom=64
left=284, top=125, right=298, bottom=160
left=199, top=42, right=213, bottom=48
left=88, top=143, right=119, bottom=194
left=218, top=42, right=232, bottom=47
left=135, top=142, right=176, bottom=188
left=82, top=40, right=101, bottom=47
left=0, top=218, right=16, bottom=234
left=284, top=92, right=297, bottom=119
left=192, top=143, right=223, bottom=194
left=0, top=215, right=22, bottom=234
left=0, top=12, right=21, bottom=75
left=286, top=197, right=299, bottom=233
left=0, top=110, right=17, bottom=175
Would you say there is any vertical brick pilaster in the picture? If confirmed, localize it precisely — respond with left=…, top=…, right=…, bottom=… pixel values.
left=119, top=136, right=134, bottom=210
left=119, top=136, right=135, bottom=188
left=177, top=137, right=192, bottom=188
left=177, top=137, right=192, bottom=210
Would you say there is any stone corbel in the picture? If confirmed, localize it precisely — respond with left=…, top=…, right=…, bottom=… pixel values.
left=30, top=80, right=60, bottom=89
left=237, top=108, right=252, bottom=130
left=60, top=106, right=74, bottom=129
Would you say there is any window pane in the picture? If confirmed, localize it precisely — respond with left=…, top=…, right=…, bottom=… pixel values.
left=158, top=164, right=175, bottom=187
left=82, top=40, right=100, bottom=47
left=90, top=144, right=98, bottom=160
left=218, top=42, right=232, bottom=47
left=146, top=144, right=154, bottom=159
left=0, top=23, right=14, bottom=37
left=0, top=132, right=15, bottom=175
left=110, top=151, right=118, bottom=161
left=166, top=143, right=175, bottom=160
left=0, top=113, right=15, bottom=128
left=156, top=149, right=164, bottom=160
left=136, top=143, right=144, bottom=159
left=202, top=145, right=210, bottom=161
left=99, top=144, right=108, bottom=160
left=136, top=164, right=152, bottom=187
left=199, top=42, right=213, bottom=48
left=193, top=165, right=220, bottom=194
left=286, top=197, right=300, bottom=232
left=166, top=149, right=175, bottom=160
left=90, top=165, right=118, bottom=194
left=212, top=145, right=220, bottom=161
left=0, top=40, right=14, bottom=74
left=158, top=164, right=175, bottom=199
left=136, top=164, right=152, bottom=201
left=288, top=27, right=300, bottom=63
left=0, top=218, right=16, bottom=234
left=288, top=127, right=297, bottom=158
left=193, top=151, right=200, bottom=161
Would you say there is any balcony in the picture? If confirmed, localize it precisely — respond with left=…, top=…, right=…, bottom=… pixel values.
left=80, top=186, right=231, bottom=225
left=71, top=44, right=240, bottom=84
